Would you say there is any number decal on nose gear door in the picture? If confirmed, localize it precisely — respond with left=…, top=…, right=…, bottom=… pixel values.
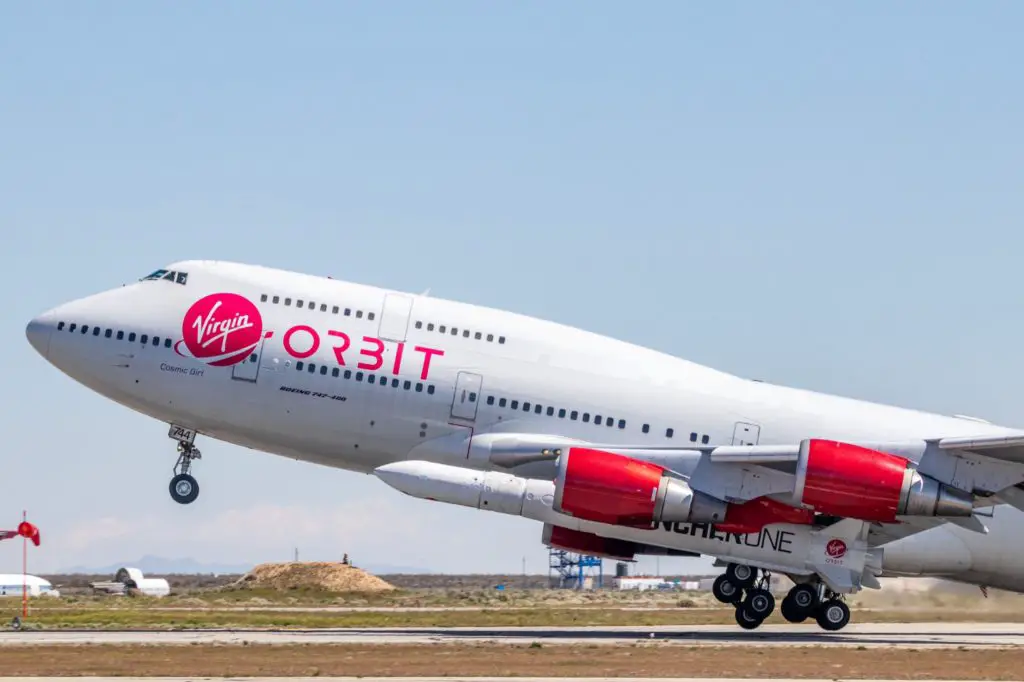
left=168, top=425, right=196, bottom=445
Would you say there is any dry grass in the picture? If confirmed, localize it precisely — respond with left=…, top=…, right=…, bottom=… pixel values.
left=6, top=576, right=1021, bottom=629
left=0, top=643, right=1021, bottom=679
left=6, top=605, right=1024, bottom=629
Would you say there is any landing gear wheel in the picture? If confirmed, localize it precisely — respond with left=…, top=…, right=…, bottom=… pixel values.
left=169, top=435, right=202, bottom=505
left=726, top=563, right=756, bottom=589
left=734, top=604, right=763, bottom=630
left=744, top=587, right=775, bottom=619
left=781, top=583, right=817, bottom=623
left=789, top=584, right=818, bottom=611
left=780, top=596, right=807, bottom=623
left=712, top=574, right=742, bottom=604
left=815, top=599, right=851, bottom=632
left=169, top=473, right=199, bottom=504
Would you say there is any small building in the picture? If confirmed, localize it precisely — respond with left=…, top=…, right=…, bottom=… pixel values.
left=90, top=567, right=170, bottom=597
left=0, top=574, right=60, bottom=597
left=614, top=576, right=675, bottom=591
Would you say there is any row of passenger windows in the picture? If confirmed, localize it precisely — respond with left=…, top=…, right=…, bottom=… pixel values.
left=260, top=293, right=375, bottom=321
left=56, top=321, right=173, bottom=348
left=258, top=291, right=508, bottom=347
left=53, top=316, right=701, bottom=443
left=484, top=394, right=711, bottom=443
left=294, top=360, right=436, bottom=395
left=414, top=320, right=506, bottom=345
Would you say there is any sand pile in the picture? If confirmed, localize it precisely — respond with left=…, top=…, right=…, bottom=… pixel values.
left=232, top=561, right=395, bottom=592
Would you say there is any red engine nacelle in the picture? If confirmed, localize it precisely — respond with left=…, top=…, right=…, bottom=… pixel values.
left=542, top=525, right=637, bottom=561
left=552, top=447, right=728, bottom=528
left=793, top=439, right=974, bottom=522
left=542, top=524, right=702, bottom=560
left=715, top=496, right=815, bottom=534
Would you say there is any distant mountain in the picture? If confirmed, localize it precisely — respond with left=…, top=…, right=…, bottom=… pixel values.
left=59, top=555, right=252, bottom=575
left=58, top=555, right=432, bottom=576
left=360, top=563, right=434, bottom=574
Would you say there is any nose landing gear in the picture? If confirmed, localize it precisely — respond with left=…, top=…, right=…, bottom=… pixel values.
left=168, top=424, right=201, bottom=505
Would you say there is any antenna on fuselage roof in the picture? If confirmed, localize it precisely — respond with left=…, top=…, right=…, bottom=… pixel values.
left=420, top=288, right=430, bottom=297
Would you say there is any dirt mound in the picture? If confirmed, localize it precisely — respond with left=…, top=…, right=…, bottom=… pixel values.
left=232, top=562, right=395, bottom=592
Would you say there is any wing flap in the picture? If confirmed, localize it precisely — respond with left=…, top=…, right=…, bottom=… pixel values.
left=937, top=433, right=1024, bottom=464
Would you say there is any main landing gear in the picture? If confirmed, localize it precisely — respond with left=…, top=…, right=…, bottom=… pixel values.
left=713, top=563, right=776, bottom=630
left=168, top=425, right=202, bottom=505
left=712, top=563, right=851, bottom=632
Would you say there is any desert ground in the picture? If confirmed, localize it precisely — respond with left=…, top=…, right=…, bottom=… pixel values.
left=2, top=564, right=1021, bottom=679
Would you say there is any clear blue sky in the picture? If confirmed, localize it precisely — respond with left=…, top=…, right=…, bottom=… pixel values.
left=2, top=2, right=1023, bottom=576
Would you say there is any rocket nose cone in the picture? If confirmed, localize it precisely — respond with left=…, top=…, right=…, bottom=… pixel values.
left=373, top=461, right=439, bottom=496
left=374, top=460, right=489, bottom=507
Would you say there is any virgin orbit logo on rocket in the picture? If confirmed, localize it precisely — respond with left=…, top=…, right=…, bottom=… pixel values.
left=826, top=539, right=847, bottom=559
left=176, top=293, right=264, bottom=367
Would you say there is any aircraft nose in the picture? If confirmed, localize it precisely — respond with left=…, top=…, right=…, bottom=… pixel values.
left=26, top=315, right=53, bottom=359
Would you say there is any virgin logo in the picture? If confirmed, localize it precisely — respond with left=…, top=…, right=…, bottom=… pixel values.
left=178, top=293, right=263, bottom=367
left=826, top=539, right=847, bottom=559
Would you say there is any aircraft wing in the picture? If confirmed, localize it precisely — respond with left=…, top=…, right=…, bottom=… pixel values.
left=460, top=431, right=1024, bottom=540
left=936, top=433, right=1024, bottom=464
left=930, top=433, right=1024, bottom=513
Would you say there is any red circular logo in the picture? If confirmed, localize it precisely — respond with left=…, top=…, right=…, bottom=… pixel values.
left=826, top=539, right=847, bottom=559
left=179, top=293, right=263, bottom=367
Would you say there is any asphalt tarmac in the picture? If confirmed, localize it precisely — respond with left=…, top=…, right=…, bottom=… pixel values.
left=0, top=678, right=1000, bottom=682
left=1, top=622, right=1022, bottom=648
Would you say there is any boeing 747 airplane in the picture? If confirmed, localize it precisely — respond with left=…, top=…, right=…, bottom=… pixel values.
left=25, top=260, right=1024, bottom=631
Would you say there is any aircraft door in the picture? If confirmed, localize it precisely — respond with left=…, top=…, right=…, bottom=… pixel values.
left=731, top=421, right=761, bottom=446
left=231, top=335, right=268, bottom=383
left=378, top=294, right=413, bottom=342
left=450, top=371, right=483, bottom=421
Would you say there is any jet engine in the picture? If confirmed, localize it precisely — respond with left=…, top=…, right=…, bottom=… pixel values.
left=792, top=439, right=975, bottom=522
left=552, top=447, right=728, bottom=528
left=542, top=524, right=700, bottom=561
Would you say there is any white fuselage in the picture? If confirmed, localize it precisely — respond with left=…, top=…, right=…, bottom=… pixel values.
left=25, top=259, right=1024, bottom=592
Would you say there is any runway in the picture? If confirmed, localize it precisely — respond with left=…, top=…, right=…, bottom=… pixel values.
left=1, top=622, right=1022, bottom=648
left=0, top=678, right=999, bottom=682
left=0, top=678, right=1000, bottom=682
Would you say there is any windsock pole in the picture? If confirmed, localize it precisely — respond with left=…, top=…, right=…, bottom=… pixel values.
left=22, top=510, right=27, bottom=618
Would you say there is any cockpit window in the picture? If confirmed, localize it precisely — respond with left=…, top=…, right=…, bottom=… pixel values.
left=141, top=269, right=188, bottom=285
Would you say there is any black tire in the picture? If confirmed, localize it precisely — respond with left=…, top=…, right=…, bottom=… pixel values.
left=744, top=587, right=775, bottom=619
left=734, top=604, right=763, bottom=630
left=712, top=574, right=742, bottom=604
left=779, top=596, right=808, bottom=623
left=726, top=563, right=756, bottom=588
left=169, top=473, right=199, bottom=504
left=789, top=583, right=818, bottom=611
left=815, top=599, right=851, bottom=632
